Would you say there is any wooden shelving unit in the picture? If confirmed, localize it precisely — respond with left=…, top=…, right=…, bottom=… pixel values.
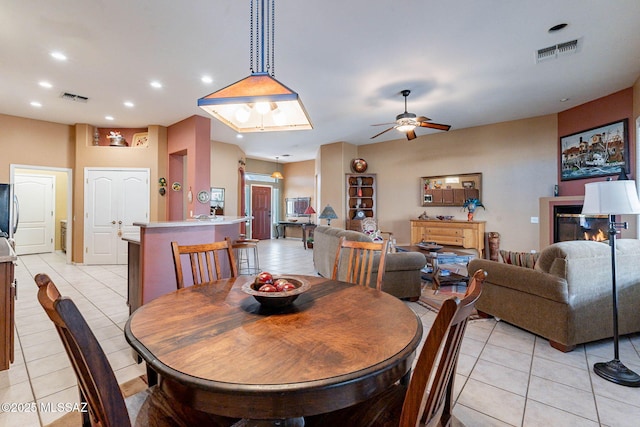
left=345, top=173, right=376, bottom=231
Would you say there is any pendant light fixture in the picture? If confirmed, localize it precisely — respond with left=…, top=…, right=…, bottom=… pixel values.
left=198, top=0, right=312, bottom=133
left=271, top=156, right=284, bottom=180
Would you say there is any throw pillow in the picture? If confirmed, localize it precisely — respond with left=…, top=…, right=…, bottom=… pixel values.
left=500, top=250, right=540, bottom=269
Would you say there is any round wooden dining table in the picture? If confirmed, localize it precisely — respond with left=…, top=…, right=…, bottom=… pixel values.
left=125, top=275, right=423, bottom=425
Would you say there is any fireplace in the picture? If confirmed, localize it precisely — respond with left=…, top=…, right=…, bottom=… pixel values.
left=554, top=205, right=610, bottom=243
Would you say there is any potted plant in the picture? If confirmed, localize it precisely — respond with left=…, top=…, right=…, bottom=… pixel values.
left=306, top=237, right=314, bottom=249
left=462, top=198, right=485, bottom=221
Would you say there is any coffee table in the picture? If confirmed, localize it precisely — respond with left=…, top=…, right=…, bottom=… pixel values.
left=397, top=246, right=474, bottom=292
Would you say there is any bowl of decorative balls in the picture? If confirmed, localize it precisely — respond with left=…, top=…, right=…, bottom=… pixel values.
left=241, top=271, right=310, bottom=308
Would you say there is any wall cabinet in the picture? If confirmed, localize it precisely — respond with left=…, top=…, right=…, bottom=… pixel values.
left=410, top=219, right=485, bottom=256
left=346, top=174, right=376, bottom=231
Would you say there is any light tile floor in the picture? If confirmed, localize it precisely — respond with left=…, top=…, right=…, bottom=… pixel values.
left=1, top=238, right=640, bottom=426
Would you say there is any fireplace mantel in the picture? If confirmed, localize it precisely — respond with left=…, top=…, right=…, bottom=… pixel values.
left=539, top=196, right=584, bottom=248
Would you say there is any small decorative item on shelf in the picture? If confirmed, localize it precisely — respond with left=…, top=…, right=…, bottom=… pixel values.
left=462, top=198, right=485, bottom=221
left=107, top=131, right=127, bottom=146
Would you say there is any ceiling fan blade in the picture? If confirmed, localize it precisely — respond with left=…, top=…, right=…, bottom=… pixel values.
left=415, top=116, right=431, bottom=123
left=406, top=129, right=417, bottom=140
left=371, top=122, right=396, bottom=126
left=370, top=127, right=395, bottom=139
left=419, top=121, right=451, bottom=131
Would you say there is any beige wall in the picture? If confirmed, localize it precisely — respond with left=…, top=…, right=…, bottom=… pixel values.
left=283, top=160, right=315, bottom=212
left=0, top=114, right=74, bottom=182
left=317, top=142, right=357, bottom=229
left=352, top=115, right=558, bottom=252
left=210, top=140, right=245, bottom=216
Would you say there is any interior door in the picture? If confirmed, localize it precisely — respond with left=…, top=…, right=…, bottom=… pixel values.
left=14, top=174, right=55, bottom=255
left=85, top=169, right=149, bottom=264
left=252, top=185, right=272, bottom=240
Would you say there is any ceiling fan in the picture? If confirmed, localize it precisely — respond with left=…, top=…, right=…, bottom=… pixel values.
left=370, top=89, right=451, bottom=140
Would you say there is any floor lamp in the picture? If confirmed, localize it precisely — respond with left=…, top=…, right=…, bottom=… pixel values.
left=582, top=179, right=640, bottom=387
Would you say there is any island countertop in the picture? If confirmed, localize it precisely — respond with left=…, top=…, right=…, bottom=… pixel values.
left=0, top=238, right=16, bottom=263
left=133, top=216, right=250, bottom=228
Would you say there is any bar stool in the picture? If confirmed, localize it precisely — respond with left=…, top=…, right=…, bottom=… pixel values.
left=232, top=238, right=261, bottom=275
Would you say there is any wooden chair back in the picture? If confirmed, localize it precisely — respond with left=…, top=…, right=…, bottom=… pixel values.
left=332, top=236, right=388, bottom=290
left=400, top=269, right=486, bottom=426
left=35, top=273, right=131, bottom=427
left=171, top=237, right=238, bottom=289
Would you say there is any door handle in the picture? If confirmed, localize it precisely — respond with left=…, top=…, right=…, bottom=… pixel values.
left=112, top=220, right=116, bottom=224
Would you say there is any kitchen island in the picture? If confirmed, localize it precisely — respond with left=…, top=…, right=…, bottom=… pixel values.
left=125, top=216, right=250, bottom=313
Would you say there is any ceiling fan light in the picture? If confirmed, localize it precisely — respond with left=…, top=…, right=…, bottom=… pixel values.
left=397, top=123, right=416, bottom=132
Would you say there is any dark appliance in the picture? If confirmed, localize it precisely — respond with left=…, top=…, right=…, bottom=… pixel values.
left=0, top=184, right=19, bottom=239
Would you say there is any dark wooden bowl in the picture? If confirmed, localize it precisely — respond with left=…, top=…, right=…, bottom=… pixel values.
left=242, top=276, right=310, bottom=308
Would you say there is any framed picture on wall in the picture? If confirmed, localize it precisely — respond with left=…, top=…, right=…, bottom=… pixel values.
left=560, top=119, right=628, bottom=181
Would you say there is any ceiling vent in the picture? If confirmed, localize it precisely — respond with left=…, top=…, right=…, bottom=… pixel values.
left=60, top=92, right=89, bottom=103
left=535, top=38, right=581, bottom=63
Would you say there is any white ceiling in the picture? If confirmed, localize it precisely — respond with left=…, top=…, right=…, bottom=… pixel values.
left=2, top=1, right=640, bottom=163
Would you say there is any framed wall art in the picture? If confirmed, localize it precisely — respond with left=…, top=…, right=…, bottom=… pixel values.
left=560, top=119, right=628, bottom=181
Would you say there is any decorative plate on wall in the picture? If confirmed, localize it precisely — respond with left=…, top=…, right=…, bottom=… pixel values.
left=197, top=190, right=210, bottom=203
left=351, top=158, right=368, bottom=173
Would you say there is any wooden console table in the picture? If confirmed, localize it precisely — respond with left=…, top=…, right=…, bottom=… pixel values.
left=276, top=221, right=316, bottom=249
left=410, top=219, right=485, bottom=256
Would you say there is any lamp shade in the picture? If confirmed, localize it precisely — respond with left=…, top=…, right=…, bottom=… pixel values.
left=304, top=206, right=316, bottom=215
left=582, top=180, right=640, bottom=215
left=319, top=205, right=338, bottom=220
left=270, top=171, right=284, bottom=180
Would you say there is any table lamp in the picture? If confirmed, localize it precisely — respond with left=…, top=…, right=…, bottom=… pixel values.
left=582, top=178, right=640, bottom=387
left=303, top=205, right=316, bottom=224
left=318, top=205, right=338, bottom=226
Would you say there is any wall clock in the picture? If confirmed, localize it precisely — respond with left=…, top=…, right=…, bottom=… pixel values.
left=351, top=158, right=368, bottom=173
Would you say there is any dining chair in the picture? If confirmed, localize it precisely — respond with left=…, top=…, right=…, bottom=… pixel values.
left=332, top=236, right=389, bottom=290
left=171, top=237, right=238, bottom=289
left=34, top=273, right=238, bottom=427
left=306, top=269, right=486, bottom=427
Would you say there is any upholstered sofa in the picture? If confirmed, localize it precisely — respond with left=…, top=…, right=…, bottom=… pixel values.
left=313, top=226, right=426, bottom=300
left=468, top=239, right=640, bottom=351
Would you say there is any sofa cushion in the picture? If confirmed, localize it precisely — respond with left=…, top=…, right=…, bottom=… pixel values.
left=500, top=250, right=539, bottom=269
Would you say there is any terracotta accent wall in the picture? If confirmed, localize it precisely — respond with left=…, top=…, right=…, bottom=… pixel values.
left=167, top=115, right=211, bottom=219
left=557, top=88, right=634, bottom=196
left=356, top=115, right=557, bottom=252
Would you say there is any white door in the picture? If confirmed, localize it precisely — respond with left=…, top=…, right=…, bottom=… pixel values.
left=84, top=169, right=149, bottom=264
left=14, top=174, right=55, bottom=255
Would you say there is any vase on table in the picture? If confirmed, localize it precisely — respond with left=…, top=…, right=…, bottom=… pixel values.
left=467, top=211, right=474, bottom=221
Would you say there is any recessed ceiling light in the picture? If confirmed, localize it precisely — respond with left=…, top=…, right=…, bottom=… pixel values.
left=124, top=101, right=134, bottom=108
left=50, top=51, right=67, bottom=61
left=38, top=81, right=52, bottom=88
left=236, top=134, right=243, bottom=139
left=549, top=23, right=568, bottom=33
left=201, top=75, right=213, bottom=84
left=105, top=115, right=115, bottom=121
left=30, top=101, right=42, bottom=108
left=150, top=81, right=162, bottom=89
left=560, top=97, right=570, bottom=102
